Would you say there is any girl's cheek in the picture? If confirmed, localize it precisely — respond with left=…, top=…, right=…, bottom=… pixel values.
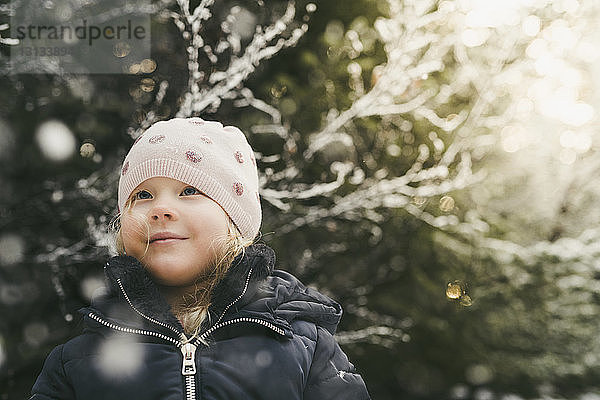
left=121, top=213, right=146, bottom=242
left=120, top=217, right=134, bottom=238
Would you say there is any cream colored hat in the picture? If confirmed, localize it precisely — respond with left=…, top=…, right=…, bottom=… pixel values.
left=118, top=117, right=261, bottom=240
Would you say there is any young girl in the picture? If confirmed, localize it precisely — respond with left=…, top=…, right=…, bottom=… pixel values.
left=31, top=118, right=371, bottom=400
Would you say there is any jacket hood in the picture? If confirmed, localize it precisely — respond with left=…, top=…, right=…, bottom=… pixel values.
left=81, top=244, right=342, bottom=339
left=243, top=270, right=343, bottom=335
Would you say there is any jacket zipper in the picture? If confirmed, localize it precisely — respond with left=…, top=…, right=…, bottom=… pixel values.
left=196, top=316, right=286, bottom=345
left=88, top=311, right=196, bottom=399
left=116, top=278, right=194, bottom=399
left=87, top=311, right=286, bottom=399
left=210, top=266, right=254, bottom=327
left=181, top=343, right=197, bottom=400
left=87, top=312, right=182, bottom=346
left=98, top=264, right=284, bottom=399
left=117, top=278, right=183, bottom=338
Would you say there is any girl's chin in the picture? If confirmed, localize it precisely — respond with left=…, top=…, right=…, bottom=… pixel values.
left=145, top=266, right=207, bottom=287
left=151, top=275, right=197, bottom=289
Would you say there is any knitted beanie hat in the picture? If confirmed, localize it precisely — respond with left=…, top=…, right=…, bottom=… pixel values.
left=118, top=117, right=261, bottom=240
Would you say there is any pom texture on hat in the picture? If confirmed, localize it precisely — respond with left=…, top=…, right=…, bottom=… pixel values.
left=118, top=118, right=261, bottom=240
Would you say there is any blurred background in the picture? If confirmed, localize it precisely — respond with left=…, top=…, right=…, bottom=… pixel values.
left=2, top=0, right=600, bottom=398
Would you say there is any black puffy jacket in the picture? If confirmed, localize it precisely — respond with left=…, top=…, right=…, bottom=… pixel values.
left=31, top=244, right=370, bottom=400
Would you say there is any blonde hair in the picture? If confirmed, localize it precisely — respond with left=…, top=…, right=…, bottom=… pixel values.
left=110, top=199, right=254, bottom=335
left=173, top=218, right=253, bottom=335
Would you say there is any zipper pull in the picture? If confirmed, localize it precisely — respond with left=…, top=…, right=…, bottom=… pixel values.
left=180, top=342, right=197, bottom=376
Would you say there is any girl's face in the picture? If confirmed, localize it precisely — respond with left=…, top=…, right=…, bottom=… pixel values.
left=121, top=177, right=229, bottom=288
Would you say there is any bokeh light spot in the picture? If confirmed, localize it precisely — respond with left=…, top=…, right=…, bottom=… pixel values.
left=230, top=6, right=257, bottom=40
left=80, top=142, right=96, bottom=158
left=439, top=195, right=455, bottom=212
left=35, top=120, right=76, bottom=162
left=526, top=38, right=548, bottom=59
left=446, top=281, right=462, bottom=299
left=386, top=144, right=401, bottom=157
left=501, top=126, right=522, bottom=153
left=24, top=322, right=49, bottom=347
left=305, top=3, right=317, bottom=13
left=461, top=29, right=488, bottom=47
left=450, top=384, right=470, bottom=399
left=474, top=388, right=494, bottom=400
left=113, top=42, right=131, bottom=58
left=140, top=59, right=157, bottom=73
left=466, top=364, right=494, bottom=385
left=0, top=233, right=24, bottom=267
left=128, top=63, right=141, bottom=74
left=97, top=335, right=144, bottom=378
left=51, top=190, right=64, bottom=203
left=140, top=78, right=156, bottom=93
left=255, top=350, right=273, bottom=368
left=522, top=15, right=541, bottom=37
left=559, top=148, right=576, bottom=165
left=562, top=102, right=594, bottom=127
left=280, top=98, right=297, bottom=115
left=560, top=130, right=592, bottom=153
left=460, top=295, right=473, bottom=307
left=270, top=84, right=287, bottom=98
left=80, top=275, right=106, bottom=301
left=446, top=280, right=472, bottom=307
left=1, top=284, right=24, bottom=305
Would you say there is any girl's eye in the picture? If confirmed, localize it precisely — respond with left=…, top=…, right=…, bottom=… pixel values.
left=181, top=186, right=201, bottom=196
left=133, top=190, right=152, bottom=200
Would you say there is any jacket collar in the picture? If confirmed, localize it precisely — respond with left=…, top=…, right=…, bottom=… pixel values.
left=88, top=243, right=276, bottom=334
left=204, top=243, right=275, bottom=326
left=85, top=243, right=343, bottom=338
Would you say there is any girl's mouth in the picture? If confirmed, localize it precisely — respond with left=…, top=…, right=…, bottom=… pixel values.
left=151, top=238, right=185, bottom=244
left=149, top=232, right=188, bottom=243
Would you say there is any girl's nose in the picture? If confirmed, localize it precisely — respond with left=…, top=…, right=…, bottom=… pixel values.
left=149, top=206, right=178, bottom=221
